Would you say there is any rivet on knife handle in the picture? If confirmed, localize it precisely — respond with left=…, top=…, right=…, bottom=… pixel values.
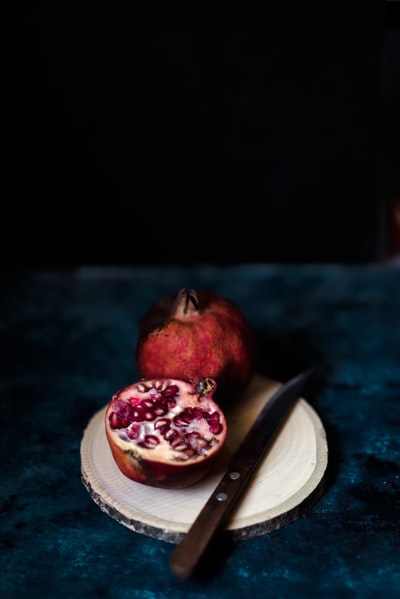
left=169, top=369, right=314, bottom=580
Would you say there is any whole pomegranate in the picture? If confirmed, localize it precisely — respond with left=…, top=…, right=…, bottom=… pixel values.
left=105, top=377, right=227, bottom=489
left=136, top=288, right=255, bottom=403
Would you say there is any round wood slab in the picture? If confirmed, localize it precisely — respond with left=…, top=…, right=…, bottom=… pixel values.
left=80, top=375, right=328, bottom=544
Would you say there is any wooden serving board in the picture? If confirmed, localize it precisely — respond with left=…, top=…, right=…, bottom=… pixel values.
left=80, top=375, right=328, bottom=544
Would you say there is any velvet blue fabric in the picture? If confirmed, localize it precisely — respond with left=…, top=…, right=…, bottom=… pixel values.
left=1, top=265, right=399, bottom=598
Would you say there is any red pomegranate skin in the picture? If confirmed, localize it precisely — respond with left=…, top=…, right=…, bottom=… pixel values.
left=105, top=377, right=227, bottom=489
left=136, top=289, right=255, bottom=404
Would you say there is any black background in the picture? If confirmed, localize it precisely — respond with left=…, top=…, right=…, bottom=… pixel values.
left=4, top=1, right=396, bottom=268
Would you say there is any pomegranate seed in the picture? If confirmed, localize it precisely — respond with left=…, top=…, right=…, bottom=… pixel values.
left=209, top=422, right=223, bottom=435
left=187, top=434, right=209, bottom=452
left=207, top=412, right=220, bottom=425
left=186, top=431, right=201, bottom=440
left=109, top=401, right=135, bottom=428
left=109, top=413, right=121, bottom=428
left=164, top=429, right=179, bottom=442
left=193, top=407, right=204, bottom=419
left=126, top=424, right=141, bottom=439
left=162, top=385, right=179, bottom=400
left=170, top=435, right=187, bottom=450
left=153, top=401, right=168, bottom=416
left=174, top=443, right=189, bottom=452
left=173, top=414, right=190, bottom=427
left=138, top=435, right=160, bottom=449
left=127, top=395, right=142, bottom=406
left=154, top=418, right=171, bottom=434
left=197, top=438, right=208, bottom=448
left=131, top=406, right=145, bottom=421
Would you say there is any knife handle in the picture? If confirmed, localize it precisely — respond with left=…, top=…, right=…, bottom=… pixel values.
left=169, top=462, right=254, bottom=580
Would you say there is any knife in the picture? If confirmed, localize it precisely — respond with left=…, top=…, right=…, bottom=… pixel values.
left=169, top=369, right=314, bottom=579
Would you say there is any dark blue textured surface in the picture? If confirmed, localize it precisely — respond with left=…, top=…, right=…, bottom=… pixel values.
left=1, top=265, right=399, bottom=598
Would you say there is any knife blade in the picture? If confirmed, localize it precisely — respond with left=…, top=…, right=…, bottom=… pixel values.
left=169, top=369, right=314, bottom=580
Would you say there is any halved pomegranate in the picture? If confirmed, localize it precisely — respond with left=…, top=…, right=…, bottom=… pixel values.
left=105, top=377, right=227, bottom=489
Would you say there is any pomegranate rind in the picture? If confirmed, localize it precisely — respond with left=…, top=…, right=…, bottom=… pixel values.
left=136, top=289, right=255, bottom=403
left=104, top=377, right=227, bottom=489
